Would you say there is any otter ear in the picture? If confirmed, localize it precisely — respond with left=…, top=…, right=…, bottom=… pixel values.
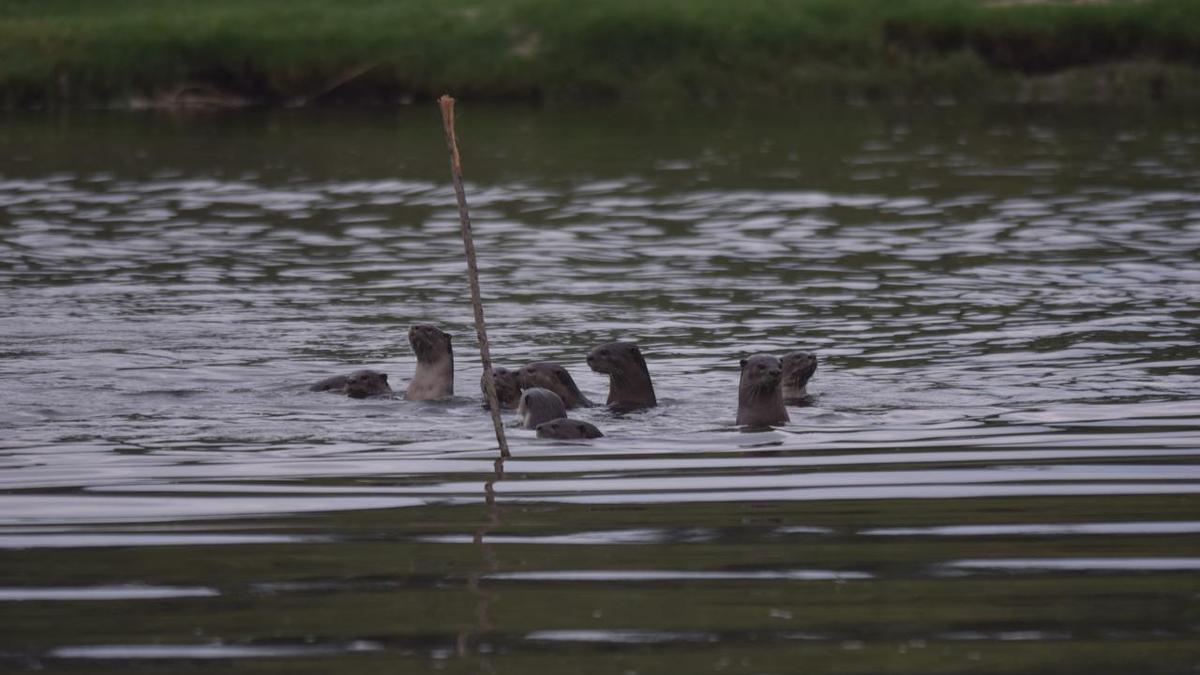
left=739, top=358, right=748, bottom=369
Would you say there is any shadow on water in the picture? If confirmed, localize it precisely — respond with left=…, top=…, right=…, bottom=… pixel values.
left=0, top=103, right=1198, bottom=673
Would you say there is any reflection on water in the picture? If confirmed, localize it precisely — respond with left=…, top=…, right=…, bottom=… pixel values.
left=0, top=105, right=1198, bottom=673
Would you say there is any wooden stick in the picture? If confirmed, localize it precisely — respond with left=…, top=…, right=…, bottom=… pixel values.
left=438, top=95, right=510, bottom=458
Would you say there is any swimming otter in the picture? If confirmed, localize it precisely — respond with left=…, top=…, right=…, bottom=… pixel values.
left=737, top=354, right=789, bottom=427
left=535, top=418, right=604, bottom=440
left=480, top=366, right=521, bottom=410
left=407, top=323, right=454, bottom=400
left=518, top=387, right=568, bottom=429
left=780, top=351, right=817, bottom=406
left=309, top=369, right=393, bottom=398
left=516, top=362, right=592, bottom=409
left=586, top=341, right=656, bottom=411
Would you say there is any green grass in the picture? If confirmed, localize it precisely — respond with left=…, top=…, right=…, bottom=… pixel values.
left=1, top=0, right=1198, bottom=107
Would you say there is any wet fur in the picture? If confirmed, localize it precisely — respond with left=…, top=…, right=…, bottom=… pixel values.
left=780, top=351, right=817, bottom=406
left=480, top=366, right=521, bottom=410
left=586, top=341, right=657, bottom=411
left=536, top=418, right=604, bottom=440
left=309, top=369, right=392, bottom=399
left=519, top=387, right=568, bottom=429
left=737, top=354, right=789, bottom=427
left=407, top=324, right=454, bottom=400
left=517, top=362, right=592, bottom=408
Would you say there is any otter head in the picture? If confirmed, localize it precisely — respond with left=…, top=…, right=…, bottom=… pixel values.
left=737, top=354, right=789, bottom=427
left=739, top=354, right=783, bottom=394
left=345, top=369, right=392, bottom=399
left=780, top=352, right=817, bottom=389
left=586, top=341, right=648, bottom=376
left=586, top=341, right=656, bottom=410
left=481, top=366, right=521, bottom=410
left=516, top=362, right=591, bottom=408
left=536, top=418, right=604, bottom=440
left=406, top=324, right=454, bottom=400
left=518, top=387, right=568, bottom=429
left=408, top=324, right=453, bottom=364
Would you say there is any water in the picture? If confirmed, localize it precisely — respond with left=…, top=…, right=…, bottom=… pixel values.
left=1, top=105, right=1198, bottom=673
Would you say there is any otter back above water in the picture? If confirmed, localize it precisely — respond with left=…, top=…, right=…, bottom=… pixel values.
left=0, top=105, right=1198, bottom=674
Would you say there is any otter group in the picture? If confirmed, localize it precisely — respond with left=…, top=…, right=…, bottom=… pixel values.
left=312, top=324, right=818, bottom=437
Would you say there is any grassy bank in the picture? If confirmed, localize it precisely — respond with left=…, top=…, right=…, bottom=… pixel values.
left=1, top=0, right=1199, bottom=107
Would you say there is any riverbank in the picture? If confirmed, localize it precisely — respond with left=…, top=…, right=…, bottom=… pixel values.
left=2, top=0, right=1198, bottom=108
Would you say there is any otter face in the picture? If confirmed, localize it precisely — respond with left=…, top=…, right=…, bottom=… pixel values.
left=518, top=387, right=567, bottom=429
left=586, top=341, right=646, bottom=375
left=516, top=362, right=590, bottom=408
left=481, top=366, right=521, bottom=409
left=517, top=363, right=565, bottom=391
left=345, top=369, right=392, bottom=399
left=740, top=355, right=783, bottom=389
left=535, top=418, right=604, bottom=440
left=587, top=341, right=656, bottom=410
left=408, top=324, right=452, bottom=362
left=780, top=352, right=817, bottom=388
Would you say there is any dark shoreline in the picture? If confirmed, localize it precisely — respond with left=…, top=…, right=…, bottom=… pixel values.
left=2, top=0, right=1198, bottom=109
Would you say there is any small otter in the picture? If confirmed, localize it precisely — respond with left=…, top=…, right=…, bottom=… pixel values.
left=518, top=387, right=568, bottom=429
left=516, top=362, right=592, bottom=409
left=737, top=354, right=789, bottom=427
left=407, top=324, right=454, bottom=400
left=780, top=351, right=817, bottom=406
left=536, top=418, right=604, bottom=440
left=586, top=341, right=656, bottom=411
left=480, top=366, right=521, bottom=410
left=309, top=369, right=393, bottom=399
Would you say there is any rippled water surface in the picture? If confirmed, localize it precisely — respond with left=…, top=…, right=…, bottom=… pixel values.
left=1, top=105, right=1198, bottom=673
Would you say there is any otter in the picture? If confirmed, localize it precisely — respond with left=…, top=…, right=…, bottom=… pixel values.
left=737, top=354, right=789, bottom=427
left=518, top=387, right=568, bottom=429
left=535, top=418, right=604, bottom=440
left=480, top=366, right=521, bottom=410
left=516, top=362, right=592, bottom=409
left=309, top=369, right=393, bottom=398
left=407, top=323, right=454, bottom=400
left=780, top=351, right=817, bottom=406
left=586, top=341, right=656, bottom=411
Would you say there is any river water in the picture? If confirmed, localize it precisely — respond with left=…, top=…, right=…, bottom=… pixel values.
left=1, top=105, right=1198, bottom=673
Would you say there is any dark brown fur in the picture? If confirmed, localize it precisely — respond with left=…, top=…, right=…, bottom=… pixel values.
left=480, top=366, right=521, bottom=410
left=586, top=341, right=657, bottom=411
left=736, top=354, right=789, bottom=427
left=309, top=369, right=393, bottom=399
left=517, top=362, right=592, bottom=408
left=536, top=418, right=604, bottom=440
left=780, top=351, right=817, bottom=406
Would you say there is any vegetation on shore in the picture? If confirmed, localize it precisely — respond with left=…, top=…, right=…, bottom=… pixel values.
left=1, top=0, right=1198, bottom=107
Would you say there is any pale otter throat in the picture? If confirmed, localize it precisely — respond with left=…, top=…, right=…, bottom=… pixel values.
left=736, top=354, right=789, bottom=427
left=586, top=341, right=657, bottom=411
left=519, top=387, right=568, bottom=429
left=309, top=369, right=393, bottom=399
left=407, top=323, right=454, bottom=400
left=780, top=351, right=817, bottom=406
left=480, top=366, right=521, bottom=410
left=516, top=362, right=592, bottom=408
